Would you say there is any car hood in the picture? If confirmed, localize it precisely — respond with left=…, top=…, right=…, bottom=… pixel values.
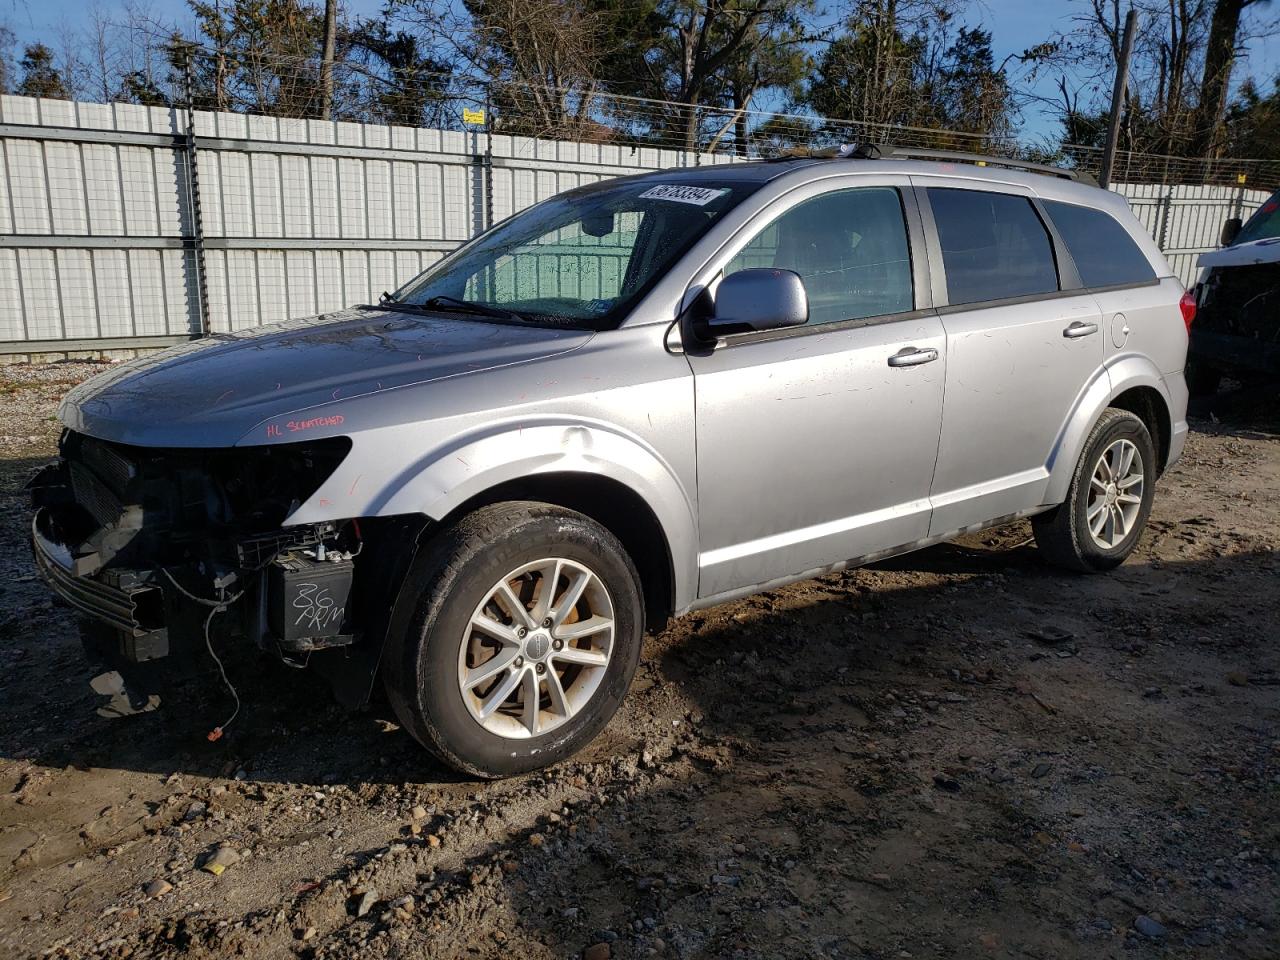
left=60, top=307, right=593, bottom=448
left=1198, top=236, right=1280, bottom=269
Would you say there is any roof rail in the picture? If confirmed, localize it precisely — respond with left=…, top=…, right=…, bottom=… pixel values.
left=816, top=142, right=1097, bottom=186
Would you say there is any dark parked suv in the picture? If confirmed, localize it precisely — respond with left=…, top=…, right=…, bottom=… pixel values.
left=1188, top=189, right=1280, bottom=393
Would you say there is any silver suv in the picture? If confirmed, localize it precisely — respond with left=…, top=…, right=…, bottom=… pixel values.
left=31, top=149, right=1190, bottom=777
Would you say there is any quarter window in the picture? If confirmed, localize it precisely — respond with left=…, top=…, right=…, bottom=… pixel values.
left=724, top=187, right=914, bottom=326
left=927, top=188, right=1059, bottom=305
left=1043, top=199, right=1157, bottom=287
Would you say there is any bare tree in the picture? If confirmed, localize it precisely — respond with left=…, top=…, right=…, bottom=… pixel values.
left=1191, top=0, right=1272, bottom=156
left=393, top=0, right=615, bottom=138
left=658, top=0, right=799, bottom=150
left=85, top=4, right=121, bottom=102
left=1045, top=0, right=1212, bottom=154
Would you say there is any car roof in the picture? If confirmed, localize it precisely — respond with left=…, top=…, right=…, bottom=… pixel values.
left=566, top=158, right=818, bottom=189
left=563, top=155, right=1133, bottom=228
left=604, top=154, right=1095, bottom=190
left=599, top=155, right=1109, bottom=200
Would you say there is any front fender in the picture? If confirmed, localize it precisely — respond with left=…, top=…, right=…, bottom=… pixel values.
left=1043, top=355, right=1176, bottom=505
left=290, top=416, right=700, bottom=613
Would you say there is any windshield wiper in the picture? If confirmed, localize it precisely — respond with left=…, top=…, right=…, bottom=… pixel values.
left=418, top=295, right=523, bottom=321
left=378, top=293, right=568, bottom=327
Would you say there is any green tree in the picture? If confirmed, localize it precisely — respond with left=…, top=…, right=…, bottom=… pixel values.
left=935, top=28, right=1013, bottom=139
left=635, top=0, right=814, bottom=150
left=0, top=25, right=14, bottom=95
left=347, top=16, right=452, bottom=127
left=17, top=43, right=71, bottom=100
left=805, top=3, right=1018, bottom=147
left=183, top=0, right=328, bottom=116
left=1220, top=75, right=1280, bottom=158
left=806, top=2, right=929, bottom=132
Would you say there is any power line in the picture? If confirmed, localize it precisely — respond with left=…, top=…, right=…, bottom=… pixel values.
left=28, top=20, right=1280, bottom=188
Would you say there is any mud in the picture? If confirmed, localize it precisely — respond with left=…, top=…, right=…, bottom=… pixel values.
left=0, top=361, right=1276, bottom=959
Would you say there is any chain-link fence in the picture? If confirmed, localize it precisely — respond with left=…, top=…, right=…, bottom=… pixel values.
left=85, top=45, right=1280, bottom=190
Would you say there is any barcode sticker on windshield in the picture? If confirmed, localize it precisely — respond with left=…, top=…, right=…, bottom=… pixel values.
left=638, top=184, right=727, bottom=206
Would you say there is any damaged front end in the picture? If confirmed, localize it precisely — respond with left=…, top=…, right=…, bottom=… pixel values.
left=30, top=431, right=410, bottom=715
left=1193, top=261, right=1280, bottom=380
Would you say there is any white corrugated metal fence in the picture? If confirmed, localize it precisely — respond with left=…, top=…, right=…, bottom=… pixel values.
left=0, top=94, right=1269, bottom=356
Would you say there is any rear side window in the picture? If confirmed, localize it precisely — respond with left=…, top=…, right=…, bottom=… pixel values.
left=927, top=188, right=1059, bottom=305
left=1043, top=199, right=1156, bottom=287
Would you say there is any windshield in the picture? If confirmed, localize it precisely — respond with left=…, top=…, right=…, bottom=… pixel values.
left=391, top=179, right=756, bottom=329
left=1233, top=190, right=1280, bottom=245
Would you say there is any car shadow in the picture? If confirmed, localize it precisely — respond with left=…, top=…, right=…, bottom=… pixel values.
left=1188, top=377, right=1280, bottom=435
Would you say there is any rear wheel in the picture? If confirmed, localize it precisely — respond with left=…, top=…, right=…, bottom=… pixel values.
left=1033, top=408, right=1157, bottom=572
left=383, top=502, right=644, bottom=778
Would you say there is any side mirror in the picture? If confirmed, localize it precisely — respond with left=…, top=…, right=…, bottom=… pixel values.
left=1221, top=216, right=1243, bottom=247
left=708, top=268, right=808, bottom=335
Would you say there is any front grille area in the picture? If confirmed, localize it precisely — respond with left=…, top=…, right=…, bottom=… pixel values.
left=63, top=432, right=137, bottom=528
left=69, top=461, right=124, bottom=526
left=80, top=435, right=136, bottom=492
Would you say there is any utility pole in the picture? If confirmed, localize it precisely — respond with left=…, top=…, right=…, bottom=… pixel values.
left=320, top=0, right=338, bottom=121
left=214, top=0, right=227, bottom=112
left=1099, top=8, right=1138, bottom=190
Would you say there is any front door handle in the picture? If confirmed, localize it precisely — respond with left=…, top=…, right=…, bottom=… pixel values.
left=887, top=346, right=939, bottom=367
left=1063, top=321, right=1099, bottom=339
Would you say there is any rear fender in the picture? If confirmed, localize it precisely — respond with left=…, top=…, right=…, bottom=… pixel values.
left=1043, top=356, right=1173, bottom=505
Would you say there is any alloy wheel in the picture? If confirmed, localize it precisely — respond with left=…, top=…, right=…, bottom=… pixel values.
left=1086, top=438, right=1145, bottom=549
left=457, top=558, right=614, bottom=739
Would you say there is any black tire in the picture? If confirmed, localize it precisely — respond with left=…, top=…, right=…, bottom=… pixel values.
left=383, top=501, right=644, bottom=779
left=1032, top=408, right=1157, bottom=573
left=1185, top=359, right=1221, bottom=397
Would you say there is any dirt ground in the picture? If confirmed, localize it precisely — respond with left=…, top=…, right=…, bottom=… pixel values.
left=0, top=361, right=1276, bottom=960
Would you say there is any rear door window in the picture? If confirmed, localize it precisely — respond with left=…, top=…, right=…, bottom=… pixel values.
left=1043, top=199, right=1156, bottom=287
left=927, top=188, right=1059, bottom=305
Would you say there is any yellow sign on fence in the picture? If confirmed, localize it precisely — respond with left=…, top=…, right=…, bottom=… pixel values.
left=463, top=108, right=486, bottom=125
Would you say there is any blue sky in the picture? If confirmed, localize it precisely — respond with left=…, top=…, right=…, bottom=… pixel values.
left=4, top=0, right=1279, bottom=142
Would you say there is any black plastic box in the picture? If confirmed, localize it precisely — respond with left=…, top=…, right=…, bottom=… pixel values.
left=267, top=552, right=353, bottom=643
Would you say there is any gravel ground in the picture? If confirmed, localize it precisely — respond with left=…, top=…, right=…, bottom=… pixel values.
left=0, top=360, right=1277, bottom=960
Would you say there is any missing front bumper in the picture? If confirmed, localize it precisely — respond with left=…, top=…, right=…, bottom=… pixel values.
left=31, top=508, right=169, bottom=660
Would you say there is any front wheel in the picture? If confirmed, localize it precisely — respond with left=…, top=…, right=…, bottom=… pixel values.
left=383, top=502, right=644, bottom=778
left=1032, top=408, right=1157, bottom=572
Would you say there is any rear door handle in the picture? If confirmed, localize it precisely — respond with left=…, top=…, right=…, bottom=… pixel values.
left=1063, top=321, right=1099, bottom=339
left=887, top=347, right=939, bottom=367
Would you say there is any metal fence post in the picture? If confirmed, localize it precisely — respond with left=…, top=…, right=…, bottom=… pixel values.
left=181, top=54, right=211, bottom=337
left=1232, top=177, right=1247, bottom=221
left=484, top=84, right=494, bottom=232
left=1156, top=185, right=1174, bottom=252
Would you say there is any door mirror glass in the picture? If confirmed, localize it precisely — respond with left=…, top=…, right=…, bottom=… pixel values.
left=1221, top=216, right=1243, bottom=247
left=709, top=268, right=808, bottom=334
